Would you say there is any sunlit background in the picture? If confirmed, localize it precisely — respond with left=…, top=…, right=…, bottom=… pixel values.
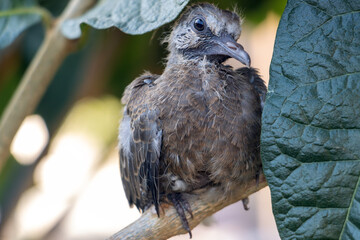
left=0, top=0, right=286, bottom=239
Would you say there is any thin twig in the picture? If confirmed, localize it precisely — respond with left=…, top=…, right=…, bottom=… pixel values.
left=108, top=172, right=268, bottom=240
left=0, top=0, right=96, bottom=168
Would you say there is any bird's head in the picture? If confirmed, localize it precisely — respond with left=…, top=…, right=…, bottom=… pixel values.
left=166, top=3, right=250, bottom=66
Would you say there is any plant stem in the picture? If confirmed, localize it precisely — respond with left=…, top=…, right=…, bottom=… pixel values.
left=0, top=0, right=96, bottom=169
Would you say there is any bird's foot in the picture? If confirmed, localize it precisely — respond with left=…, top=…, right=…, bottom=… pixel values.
left=255, top=169, right=260, bottom=187
left=242, top=197, right=250, bottom=210
left=167, top=193, right=193, bottom=238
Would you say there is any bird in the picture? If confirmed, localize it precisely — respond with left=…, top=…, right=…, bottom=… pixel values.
left=118, top=3, right=266, bottom=238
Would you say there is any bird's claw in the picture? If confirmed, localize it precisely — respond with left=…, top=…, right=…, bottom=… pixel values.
left=167, top=193, right=193, bottom=238
left=242, top=197, right=250, bottom=211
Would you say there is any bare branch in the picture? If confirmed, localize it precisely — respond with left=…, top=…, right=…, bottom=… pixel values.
left=0, top=0, right=96, bottom=168
left=108, top=172, right=267, bottom=240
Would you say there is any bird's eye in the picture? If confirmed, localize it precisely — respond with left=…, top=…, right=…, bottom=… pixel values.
left=194, top=18, right=205, bottom=31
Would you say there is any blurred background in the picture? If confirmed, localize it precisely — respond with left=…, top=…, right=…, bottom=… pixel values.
left=0, top=0, right=286, bottom=239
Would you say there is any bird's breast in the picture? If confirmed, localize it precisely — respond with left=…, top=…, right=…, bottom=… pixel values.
left=152, top=65, right=261, bottom=191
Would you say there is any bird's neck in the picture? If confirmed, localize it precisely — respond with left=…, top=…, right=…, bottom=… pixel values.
left=165, top=52, right=221, bottom=70
left=162, top=52, right=233, bottom=91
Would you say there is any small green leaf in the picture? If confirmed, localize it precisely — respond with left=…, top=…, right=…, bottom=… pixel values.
left=61, top=0, right=189, bottom=39
left=0, top=0, right=42, bottom=49
left=262, top=0, right=360, bottom=239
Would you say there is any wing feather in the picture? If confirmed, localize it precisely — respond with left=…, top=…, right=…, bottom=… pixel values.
left=118, top=74, right=162, bottom=214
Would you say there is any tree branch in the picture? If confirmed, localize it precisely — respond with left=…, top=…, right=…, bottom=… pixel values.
left=108, top=172, right=268, bottom=240
left=0, top=0, right=96, bottom=168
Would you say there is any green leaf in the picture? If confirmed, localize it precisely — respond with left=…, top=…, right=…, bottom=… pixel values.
left=61, top=0, right=189, bottom=39
left=0, top=0, right=42, bottom=49
left=262, top=0, right=360, bottom=239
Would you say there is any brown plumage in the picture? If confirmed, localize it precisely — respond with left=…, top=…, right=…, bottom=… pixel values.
left=118, top=3, right=266, bottom=237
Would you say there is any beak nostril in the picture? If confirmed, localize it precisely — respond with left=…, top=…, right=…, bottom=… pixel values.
left=226, top=41, right=238, bottom=51
left=222, top=40, right=250, bottom=66
left=228, top=46, right=237, bottom=51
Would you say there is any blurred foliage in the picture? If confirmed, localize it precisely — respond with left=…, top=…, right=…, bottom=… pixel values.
left=0, top=155, right=33, bottom=228
left=203, top=0, right=286, bottom=23
left=38, top=0, right=69, bottom=16
left=60, top=96, right=122, bottom=149
left=0, top=0, right=286, bottom=234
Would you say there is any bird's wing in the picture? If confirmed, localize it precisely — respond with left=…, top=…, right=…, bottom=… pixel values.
left=118, top=74, right=162, bottom=214
left=121, top=72, right=159, bottom=105
left=236, top=67, right=267, bottom=110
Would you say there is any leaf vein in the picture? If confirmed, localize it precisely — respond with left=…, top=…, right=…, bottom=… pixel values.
left=291, top=1, right=360, bottom=49
left=302, top=71, right=360, bottom=87
left=281, top=115, right=360, bottom=131
left=339, top=169, right=360, bottom=238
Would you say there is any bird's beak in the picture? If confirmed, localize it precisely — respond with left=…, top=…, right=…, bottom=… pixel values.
left=214, top=36, right=251, bottom=67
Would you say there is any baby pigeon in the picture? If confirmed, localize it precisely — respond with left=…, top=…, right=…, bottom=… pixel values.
left=118, top=3, right=266, bottom=238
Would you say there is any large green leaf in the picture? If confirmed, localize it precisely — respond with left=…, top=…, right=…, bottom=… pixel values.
left=262, top=0, right=360, bottom=239
left=61, top=0, right=189, bottom=39
left=0, top=0, right=41, bottom=49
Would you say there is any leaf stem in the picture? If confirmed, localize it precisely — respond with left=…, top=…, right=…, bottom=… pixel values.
left=0, top=7, right=53, bottom=29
